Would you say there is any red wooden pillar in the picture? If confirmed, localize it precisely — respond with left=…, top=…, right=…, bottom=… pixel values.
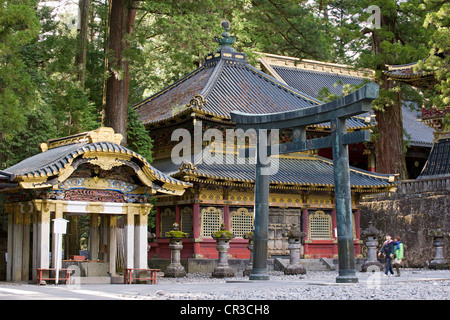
left=302, top=208, right=309, bottom=256
left=331, top=209, right=338, bottom=257
left=155, top=207, right=161, bottom=238
left=354, top=208, right=361, bottom=256
left=223, top=206, right=230, bottom=230
left=193, top=202, right=201, bottom=257
left=175, top=205, right=181, bottom=226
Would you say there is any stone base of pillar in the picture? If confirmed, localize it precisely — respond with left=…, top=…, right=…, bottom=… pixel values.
left=243, top=263, right=252, bottom=276
left=284, top=264, right=306, bottom=275
left=336, top=270, right=359, bottom=283
left=249, top=270, right=269, bottom=280
left=361, top=260, right=383, bottom=272
left=429, top=259, right=448, bottom=270
left=212, top=264, right=235, bottom=278
left=165, top=263, right=187, bottom=278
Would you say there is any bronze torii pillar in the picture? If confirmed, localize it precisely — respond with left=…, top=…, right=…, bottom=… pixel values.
left=231, top=83, right=379, bottom=283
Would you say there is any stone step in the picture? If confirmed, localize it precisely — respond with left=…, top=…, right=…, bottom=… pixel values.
left=274, top=258, right=335, bottom=272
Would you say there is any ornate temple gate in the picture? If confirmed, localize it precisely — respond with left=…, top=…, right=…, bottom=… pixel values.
left=231, top=83, right=380, bottom=283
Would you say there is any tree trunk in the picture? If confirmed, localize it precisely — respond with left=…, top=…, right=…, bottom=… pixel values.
left=374, top=79, right=408, bottom=179
left=104, top=0, right=136, bottom=146
left=371, top=11, right=408, bottom=179
left=75, top=0, right=90, bottom=89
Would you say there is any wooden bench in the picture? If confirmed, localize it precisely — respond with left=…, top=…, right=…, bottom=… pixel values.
left=124, top=268, right=160, bottom=284
left=36, top=268, right=72, bottom=285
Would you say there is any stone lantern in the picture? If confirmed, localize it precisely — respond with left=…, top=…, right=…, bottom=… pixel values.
left=243, top=232, right=254, bottom=276
left=360, top=221, right=383, bottom=272
left=282, top=224, right=306, bottom=275
left=428, top=225, right=449, bottom=269
left=164, top=222, right=188, bottom=278
left=212, top=224, right=235, bottom=278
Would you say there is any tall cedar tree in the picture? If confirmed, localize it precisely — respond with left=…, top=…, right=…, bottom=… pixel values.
left=104, top=0, right=136, bottom=146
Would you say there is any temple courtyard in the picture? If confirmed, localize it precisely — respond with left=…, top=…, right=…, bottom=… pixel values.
left=0, top=269, right=448, bottom=301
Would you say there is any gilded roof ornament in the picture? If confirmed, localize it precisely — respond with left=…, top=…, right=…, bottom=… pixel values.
left=214, top=20, right=237, bottom=50
left=187, top=94, right=207, bottom=109
left=179, top=161, right=197, bottom=173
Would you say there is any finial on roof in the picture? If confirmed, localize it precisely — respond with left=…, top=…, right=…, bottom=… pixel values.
left=214, top=20, right=237, bottom=50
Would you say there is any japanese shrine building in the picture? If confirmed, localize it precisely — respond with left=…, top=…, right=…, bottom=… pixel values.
left=133, top=29, right=396, bottom=262
left=0, top=127, right=190, bottom=282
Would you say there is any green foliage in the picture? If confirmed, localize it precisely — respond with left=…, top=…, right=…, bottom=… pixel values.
left=165, top=230, right=188, bottom=238
left=212, top=223, right=233, bottom=239
left=212, top=230, right=233, bottom=239
left=0, top=0, right=40, bottom=142
left=127, top=107, right=153, bottom=162
left=420, top=0, right=450, bottom=128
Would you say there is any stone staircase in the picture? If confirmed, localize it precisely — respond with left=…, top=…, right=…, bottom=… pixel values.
left=274, top=258, right=336, bottom=272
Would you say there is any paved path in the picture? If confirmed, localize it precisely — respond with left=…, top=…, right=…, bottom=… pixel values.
left=0, top=270, right=448, bottom=301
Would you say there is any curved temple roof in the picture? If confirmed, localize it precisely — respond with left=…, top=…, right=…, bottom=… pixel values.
left=1, top=127, right=190, bottom=196
left=154, top=153, right=395, bottom=193
left=133, top=47, right=322, bottom=126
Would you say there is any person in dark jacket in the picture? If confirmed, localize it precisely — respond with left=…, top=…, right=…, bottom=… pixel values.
left=378, top=234, right=394, bottom=276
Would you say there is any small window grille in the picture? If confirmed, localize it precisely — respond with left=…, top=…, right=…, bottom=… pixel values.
left=230, top=208, right=254, bottom=238
left=200, top=207, right=222, bottom=238
left=181, top=206, right=193, bottom=237
left=309, top=210, right=332, bottom=239
left=160, top=208, right=176, bottom=237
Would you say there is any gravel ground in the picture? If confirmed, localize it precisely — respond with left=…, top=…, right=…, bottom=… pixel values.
left=125, top=270, right=450, bottom=300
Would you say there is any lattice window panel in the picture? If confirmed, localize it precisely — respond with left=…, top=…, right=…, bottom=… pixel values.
left=229, top=190, right=254, bottom=202
left=160, top=208, right=176, bottom=237
left=200, top=187, right=223, bottom=201
left=200, top=207, right=222, bottom=238
left=181, top=206, right=193, bottom=237
left=309, top=210, right=332, bottom=239
left=230, top=208, right=254, bottom=238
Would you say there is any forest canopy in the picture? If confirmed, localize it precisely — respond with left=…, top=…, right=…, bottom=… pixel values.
left=0, top=0, right=448, bottom=177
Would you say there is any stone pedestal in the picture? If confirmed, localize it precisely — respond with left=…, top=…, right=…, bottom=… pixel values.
left=429, top=226, right=448, bottom=269
left=212, top=237, right=235, bottom=278
left=282, top=224, right=306, bottom=275
left=164, top=223, right=187, bottom=278
left=165, top=237, right=186, bottom=277
left=361, top=221, right=383, bottom=272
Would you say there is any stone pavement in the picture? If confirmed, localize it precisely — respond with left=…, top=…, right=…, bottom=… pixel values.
left=0, top=269, right=448, bottom=302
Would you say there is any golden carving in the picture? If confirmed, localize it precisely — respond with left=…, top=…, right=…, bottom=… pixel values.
left=87, top=158, right=123, bottom=171
left=88, top=127, right=123, bottom=145
left=187, top=94, right=207, bottom=109
left=40, top=143, right=48, bottom=152
left=86, top=203, right=104, bottom=214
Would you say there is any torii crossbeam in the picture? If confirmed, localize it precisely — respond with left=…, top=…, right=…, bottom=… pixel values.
left=231, top=82, right=379, bottom=283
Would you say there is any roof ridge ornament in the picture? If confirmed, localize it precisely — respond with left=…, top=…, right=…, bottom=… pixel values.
left=214, top=20, right=237, bottom=50
left=187, top=94, right=207, bottom=109
left=43, top=127, right=123, bottom=151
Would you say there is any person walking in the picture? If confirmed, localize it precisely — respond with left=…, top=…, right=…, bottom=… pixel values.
left=378, top=234, right=394, bottom=276
left=392, top=235, right=404, bottom=277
